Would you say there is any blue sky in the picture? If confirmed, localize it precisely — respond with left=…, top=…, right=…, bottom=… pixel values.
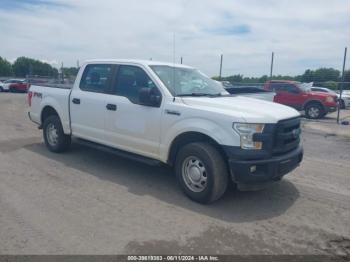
left=0, top=0, right=68, bottom=9
left=0, top=0, right=350, bottom=76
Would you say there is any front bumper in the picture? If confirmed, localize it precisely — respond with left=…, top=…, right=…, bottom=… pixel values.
left=227, top=145, right=303, bottom=190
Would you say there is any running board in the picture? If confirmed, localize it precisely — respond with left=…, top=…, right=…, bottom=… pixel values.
left=75, top=138, right=163, bottom=166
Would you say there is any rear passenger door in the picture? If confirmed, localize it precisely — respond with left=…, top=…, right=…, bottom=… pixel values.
left=282, top=83, right=301, bottom=109
left=104, top=64, right=163, bottom=159
left=270, top=83, right=300, bottom=109
left=70, top=64, right=115, bottom=144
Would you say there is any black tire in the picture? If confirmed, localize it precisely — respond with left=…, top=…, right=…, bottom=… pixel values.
left=0, top=87, right=3, bottom=92
left=175, top=142, right=228, bottom=204
left=43, top=115, right=71, bottom=153
left=9, top=87, right=16, bottom=93
left=305, top=103, right=324, bottom=119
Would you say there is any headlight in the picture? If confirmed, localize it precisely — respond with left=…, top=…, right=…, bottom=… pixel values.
left=233, top=123, right=265, bottom=150
left=325, top=96, right=334, bottom=103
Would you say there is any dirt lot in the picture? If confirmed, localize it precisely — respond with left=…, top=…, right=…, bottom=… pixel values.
left=0, top=93, right=349, bottom=255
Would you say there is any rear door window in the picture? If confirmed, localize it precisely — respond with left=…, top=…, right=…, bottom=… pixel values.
left=80, top=64, right=113, bottom=93
left=270, top=83, right=283, bottom=91
left=283, top=84, right=298, bottom=93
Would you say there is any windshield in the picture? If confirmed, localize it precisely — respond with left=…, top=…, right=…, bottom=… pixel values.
left=150, top=65, right=228, bottom=96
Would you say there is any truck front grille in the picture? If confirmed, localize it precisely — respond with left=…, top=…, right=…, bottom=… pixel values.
left=272, top=117, right=301, bottom=155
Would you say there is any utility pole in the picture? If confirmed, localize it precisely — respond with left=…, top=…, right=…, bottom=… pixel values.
left=61, top=62, right=64, bottom=83
left=180, top=57, right=183, bottom=64
left=337, top=47, right=347, bottom=124
left=270, top=52, right=274, bottom=79
left=219, top=54, right=223, bottom=80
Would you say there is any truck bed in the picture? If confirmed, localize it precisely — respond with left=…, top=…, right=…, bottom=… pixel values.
left=28, top=84, right=72, bottom=133
left=31, top=83, right=73, bottom=89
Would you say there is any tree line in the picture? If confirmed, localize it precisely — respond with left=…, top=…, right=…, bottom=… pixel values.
left=1, top=56, right=349, bottom=89
left=214, top=67, right=350, bottom=89
left=0, top=56, right=78, bottom=79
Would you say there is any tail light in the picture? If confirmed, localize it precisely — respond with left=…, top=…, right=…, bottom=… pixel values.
left=27, top=91, right=33, bottom=107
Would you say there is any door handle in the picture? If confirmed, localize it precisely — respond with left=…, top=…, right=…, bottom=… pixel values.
left=106, top=104, right=117, bottom=111
left=72, top=98, right=80, bottom=104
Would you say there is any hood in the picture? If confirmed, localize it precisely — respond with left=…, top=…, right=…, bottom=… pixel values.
left=308, top=91, right=337, bottom=98
left=181, top=95, right=300, bottom=123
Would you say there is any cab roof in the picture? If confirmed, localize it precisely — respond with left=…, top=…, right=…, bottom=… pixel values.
left=84, top=59, right=194, bottom=69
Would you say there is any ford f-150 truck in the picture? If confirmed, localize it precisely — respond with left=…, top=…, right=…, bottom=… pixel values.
left=263, top=80, right=338, bottom=119
left=28, top=59, right=303, bottom=203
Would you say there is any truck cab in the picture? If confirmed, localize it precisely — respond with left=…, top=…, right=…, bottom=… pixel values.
left=263, top=80, right=337, bottom=119
left=28, top=60, right=303, bottom=203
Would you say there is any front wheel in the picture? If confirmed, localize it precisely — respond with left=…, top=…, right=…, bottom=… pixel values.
left=43, top=115, right=71, bottom=153
left=0, top=87, right=3, bottom=92
left=305, top=103, right=324, bottom=119
left=175, top=142, right=228, bottom=204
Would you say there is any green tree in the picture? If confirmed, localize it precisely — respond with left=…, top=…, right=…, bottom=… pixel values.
left=300, top=68, right=340, bottom=83
left=313, top=68, right=340, bottom=82
left=300, top=69, right=314, bottom=82
left=322, top=81, right=338, bottom=90
left=62, top=67, right=79, bottom=78
left=12, top=57, right=58, bottom=77
left=0, top=56, right=13, bottom=76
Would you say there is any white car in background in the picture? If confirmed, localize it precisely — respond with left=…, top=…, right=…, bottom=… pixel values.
left=0, top=79, right=26, bottom=92
left=311, top=87, right=350, bottom=109
left=338, top=90, right=350, bottom=108
left=1, top=79, right=13, bottom=92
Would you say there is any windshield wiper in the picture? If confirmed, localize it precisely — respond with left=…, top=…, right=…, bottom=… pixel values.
left=177, top=93, right=222, bottom=97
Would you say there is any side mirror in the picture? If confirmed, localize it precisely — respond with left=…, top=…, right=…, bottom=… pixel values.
left=139, top=87, right=161, bottom=107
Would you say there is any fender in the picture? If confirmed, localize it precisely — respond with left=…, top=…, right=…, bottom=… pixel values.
left=40, top=97, right=71, bottom=134
left=302, top=98, right=325, bottom=111
left=159, top=117, right=239, bottom=163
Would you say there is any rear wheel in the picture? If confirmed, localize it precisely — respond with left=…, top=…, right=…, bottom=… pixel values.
left=43, top=115, right=71, bottom=153
left=305, top=103, right=324, bottom=119
left=175, top=142, right=228, bottom=204
left=0, top=87, right=3, bottom=92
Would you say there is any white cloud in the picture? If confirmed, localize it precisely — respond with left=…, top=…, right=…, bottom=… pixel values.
left=0, top=0, right=350, bottom=76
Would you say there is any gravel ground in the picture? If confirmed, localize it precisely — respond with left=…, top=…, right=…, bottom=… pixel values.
left=0, top=93, right=349, bottom=255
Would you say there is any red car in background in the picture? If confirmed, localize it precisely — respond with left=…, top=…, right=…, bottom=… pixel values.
left=8, top=79, right=29, bottom=93
left=263, top=80, right=338, bottom=119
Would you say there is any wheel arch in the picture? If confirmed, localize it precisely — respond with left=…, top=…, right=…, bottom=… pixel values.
left=167, top=131, right=228, bottom=166
left=41, top=106, right=59, bottom=124
left=39, top=97, right=71, bottom=134
left=303, top=99, right=325, bottom=111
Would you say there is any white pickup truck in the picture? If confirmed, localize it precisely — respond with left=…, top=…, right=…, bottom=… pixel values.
left=28, top=59, right=303, bottom=203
